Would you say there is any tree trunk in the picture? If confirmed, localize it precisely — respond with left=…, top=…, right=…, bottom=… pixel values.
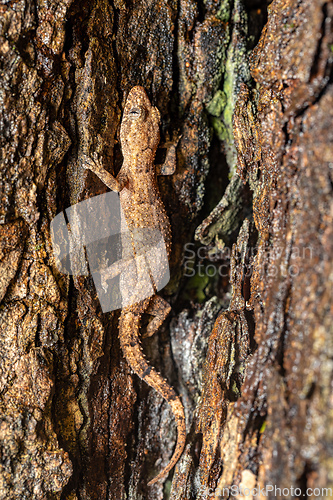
left=0, top=0, right=332, bottom=499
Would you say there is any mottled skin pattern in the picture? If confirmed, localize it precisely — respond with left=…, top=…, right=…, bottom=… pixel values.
left=83, top=87, right=186, bottom=485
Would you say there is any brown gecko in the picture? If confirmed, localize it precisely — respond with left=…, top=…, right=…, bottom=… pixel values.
left=82, top=86, right=186, bottom=485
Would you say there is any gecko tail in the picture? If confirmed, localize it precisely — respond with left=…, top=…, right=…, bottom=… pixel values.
left=147, top=394, right=186, bottom=486
left=119, top=309, right=186, bottom=486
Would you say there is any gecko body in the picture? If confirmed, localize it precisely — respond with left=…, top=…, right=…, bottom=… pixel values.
left=83, top=86, right=186, bottom=485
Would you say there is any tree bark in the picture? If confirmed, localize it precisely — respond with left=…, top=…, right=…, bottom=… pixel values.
left=0, top=0, right=332, bottom=499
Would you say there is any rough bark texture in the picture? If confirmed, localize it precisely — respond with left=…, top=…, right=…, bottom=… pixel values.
left=0, top=0, right=332, bottom=499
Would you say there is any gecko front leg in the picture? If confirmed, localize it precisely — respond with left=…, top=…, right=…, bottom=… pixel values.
left=80, top=152, right=123, bottom=192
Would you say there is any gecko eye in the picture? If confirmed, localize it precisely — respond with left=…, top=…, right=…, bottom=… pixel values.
left=128, top=106, right=145, bottom=119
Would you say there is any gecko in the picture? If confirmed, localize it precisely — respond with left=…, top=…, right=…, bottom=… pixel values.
left=82, top=86, right=186, bottom=485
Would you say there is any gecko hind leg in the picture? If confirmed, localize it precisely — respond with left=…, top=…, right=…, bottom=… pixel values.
left=143, top=295, right=171, bottom=338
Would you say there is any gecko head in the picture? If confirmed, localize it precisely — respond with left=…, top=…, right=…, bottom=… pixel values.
left=120, top=86, right=161, bottom=156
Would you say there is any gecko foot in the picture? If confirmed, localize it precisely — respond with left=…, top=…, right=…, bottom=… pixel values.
left=143, top=295, right=171, bottom=338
